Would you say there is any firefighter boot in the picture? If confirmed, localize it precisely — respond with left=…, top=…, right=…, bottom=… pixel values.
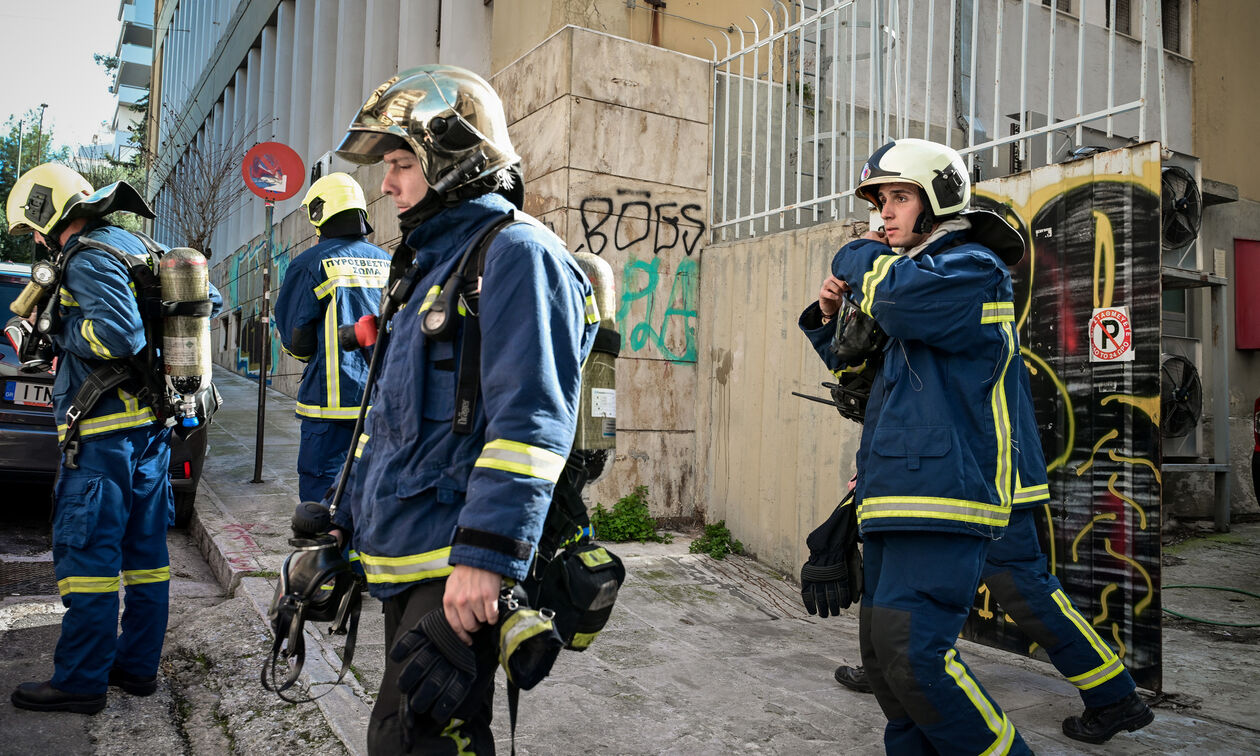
left=1062, top=691, right=1154, bottom=744
left=11, top=681, right=107, bottom=715
left=833, top=665, right=874, bottom=694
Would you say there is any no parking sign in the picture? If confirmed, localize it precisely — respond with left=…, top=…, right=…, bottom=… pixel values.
left=1089, top=306, right=1135, bottom=362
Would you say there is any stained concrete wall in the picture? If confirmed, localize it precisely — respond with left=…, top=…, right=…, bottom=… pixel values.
left=493, top=27, right=712, bottom=518
left=697, top=219, right=864, bottom=572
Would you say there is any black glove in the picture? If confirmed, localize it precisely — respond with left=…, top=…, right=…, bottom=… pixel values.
left=800, top=490, right=862, bottom=618
left=392, top=609, right=478, bottom=726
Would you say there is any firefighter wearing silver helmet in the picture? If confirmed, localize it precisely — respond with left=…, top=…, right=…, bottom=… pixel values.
left=327, top=66, right=598, bottom=754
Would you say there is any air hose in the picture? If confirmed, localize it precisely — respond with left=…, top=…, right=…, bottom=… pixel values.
left=1161, top=584, right=1260, bottom=628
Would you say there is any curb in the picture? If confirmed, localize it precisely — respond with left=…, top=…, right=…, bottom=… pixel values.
left=189, top=480, right=373, bottom=756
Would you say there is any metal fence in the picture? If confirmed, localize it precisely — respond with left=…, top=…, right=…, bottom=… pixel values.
left=709, top=0, right=1181, bottom=240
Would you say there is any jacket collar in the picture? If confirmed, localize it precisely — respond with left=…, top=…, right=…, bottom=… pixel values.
left=402, top=193, right=514, bottom=276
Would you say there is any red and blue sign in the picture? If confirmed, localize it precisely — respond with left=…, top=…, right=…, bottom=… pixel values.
left=242, top=142, right=305, bottom=201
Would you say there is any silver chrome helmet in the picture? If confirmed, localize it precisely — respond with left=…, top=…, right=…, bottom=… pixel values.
left=335, top=65, right=520, bottom=197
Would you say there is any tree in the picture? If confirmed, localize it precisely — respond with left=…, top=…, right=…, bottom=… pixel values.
left=0, top=110, right=71, bottom=263
left=144, top=106, right=271, bottom=257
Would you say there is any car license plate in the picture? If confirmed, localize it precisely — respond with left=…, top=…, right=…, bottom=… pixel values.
left=5, top=380, right=53, bottom=408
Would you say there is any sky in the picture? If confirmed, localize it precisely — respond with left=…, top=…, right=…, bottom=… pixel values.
left=0, top=2, right=125, bottom=151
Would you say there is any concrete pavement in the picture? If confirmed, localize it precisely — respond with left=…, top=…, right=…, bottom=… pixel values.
left=191, top=365, right=1260, bottom=755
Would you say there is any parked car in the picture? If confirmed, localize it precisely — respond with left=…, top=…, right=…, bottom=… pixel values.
left=0, top=261, right=210, bottom=527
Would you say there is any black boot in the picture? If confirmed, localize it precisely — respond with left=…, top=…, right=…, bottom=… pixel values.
left=833, top=665, right=873, bottom=694
left=108, top=667, right=158, bottom=697
left=11, top=681, right=107, bottom=715
left=1062, top=692, right=1154, bottom=744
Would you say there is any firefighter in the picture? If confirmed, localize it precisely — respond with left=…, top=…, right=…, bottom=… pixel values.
left=276, top=172, right=390, bottom=504
left=5, top=164, right=218, bottom=714
left=800, top=139, right=1032, bottom=754
left=327, top=66, right=598, bottom=754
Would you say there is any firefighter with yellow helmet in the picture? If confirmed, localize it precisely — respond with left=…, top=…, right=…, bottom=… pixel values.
left=315, top=66, right=597, bottom=753
left=5, top=163, right=220, bottom=714
left=275, top=171, right=389, bottom=504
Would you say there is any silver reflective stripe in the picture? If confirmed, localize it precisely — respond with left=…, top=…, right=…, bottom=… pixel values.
left=475, top=439, right=566, bottom=483
left=859, top=496, right=1010, bottom=527
left=359, top=548, right=452, bottom=584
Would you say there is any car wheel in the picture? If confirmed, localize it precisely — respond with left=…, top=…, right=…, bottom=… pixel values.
left=173, top=490, right=196, bottom=529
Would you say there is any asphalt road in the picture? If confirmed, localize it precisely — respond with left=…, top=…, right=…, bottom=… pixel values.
left=0, top=478, right=347, bottom=755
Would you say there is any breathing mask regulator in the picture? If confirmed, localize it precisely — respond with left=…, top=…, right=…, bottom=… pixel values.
left=260, top=534, right=362, bottom=702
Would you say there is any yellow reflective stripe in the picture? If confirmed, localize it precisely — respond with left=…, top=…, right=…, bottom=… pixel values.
left=439, top=719, right=475, bottom=756
left=122, top=566, right=170, bottom=585
left=1051, top=589, right=1123, bottom=687
left=58, top=406, right=157, bottom=442
left=584, top=294, right=600, bottom=325
left=475, top=439, right=566, bottom=483
left=347, top=549, right=361, bottom=564
left=359, top=547, right=453, bottom=584
left=498, top=611, right=557, bottom=685
left=354, top=433, right=369, bottom=459
left=295, top=403, right=364, bottom=420
left=858, top=496, right=1011, bottom=527
left=570, top=631, right=599, bottom=650
left=990, top=322, right=1016, bottom=509
left=981, top=301, right=1015, bottom=324
left=313, top=273, right=389, bottom=299
left=860, top=254, right=899, bottom=317
left=81, top=319, right=114, bottom=359
left=280, top=342, right=312, bottom=362
left=58, top=575, right=121, bottom=596
left=1013, top=483, right=1050, bottom=504
left=944, top=649, right=1017, bottom=756
left=418, top=285, right=441, bottom=314
left=59, top=287, right=79, bottom=306
left=324, top=289, right=341, bottom=410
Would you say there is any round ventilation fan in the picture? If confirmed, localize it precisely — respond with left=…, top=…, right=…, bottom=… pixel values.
left=1161, top=165, right=1202, bottom=255
left=1160, top=353, right=1202, bottom=438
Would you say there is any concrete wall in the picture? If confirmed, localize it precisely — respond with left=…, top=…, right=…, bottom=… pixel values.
left=1193, top=0, right=1260, bottom=204
left=493, top=27, right=712, bottom=518
left=698, top=219, right=864, bottom=571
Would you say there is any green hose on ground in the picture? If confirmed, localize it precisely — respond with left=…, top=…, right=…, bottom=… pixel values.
left=1161, top=584, right=1260, bottom=628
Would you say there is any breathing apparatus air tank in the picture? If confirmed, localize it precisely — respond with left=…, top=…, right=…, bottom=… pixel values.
left=160, top=247, right=212, bottom=427
left=571, top=251, right=618, bottom=453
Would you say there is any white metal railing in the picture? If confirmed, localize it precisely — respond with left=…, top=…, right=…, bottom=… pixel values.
left=709, top=0, right=1180, bottom=240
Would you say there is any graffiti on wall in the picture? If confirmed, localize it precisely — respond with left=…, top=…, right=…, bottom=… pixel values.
left=960, top=146, right=1165, bottom=690
left=575, top=189, right=705, bottom=364
left=220, top=234, right=295, bottom=378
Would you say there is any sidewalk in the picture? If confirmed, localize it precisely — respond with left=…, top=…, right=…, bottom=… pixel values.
left=192, top=365, right=1260, bottom=755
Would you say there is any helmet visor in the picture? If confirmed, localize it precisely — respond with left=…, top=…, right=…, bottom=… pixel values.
left=335, top=130, right=410, bottom=165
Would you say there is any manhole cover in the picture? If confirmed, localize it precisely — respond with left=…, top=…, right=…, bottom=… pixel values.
left=0, top=561, right=59, bottom=597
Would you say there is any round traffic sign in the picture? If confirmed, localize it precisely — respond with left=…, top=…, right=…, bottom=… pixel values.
left=242, top=142, right=305, bottom=201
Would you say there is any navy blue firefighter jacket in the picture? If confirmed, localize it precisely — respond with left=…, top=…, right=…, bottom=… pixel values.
left=330, top=193, right=599, bottom=598
left=51, top=223, right=222, bottom=442
left=800, top=227, right=1023, bottom=540
left=275, top=234, right=390, bottom=421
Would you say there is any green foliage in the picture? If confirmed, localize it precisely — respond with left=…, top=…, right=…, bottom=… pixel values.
left=689, top=520, right=745, bottom=560
left=0, top=110, right=71, bottom=263
left=591, top=485, right=672, bottom=543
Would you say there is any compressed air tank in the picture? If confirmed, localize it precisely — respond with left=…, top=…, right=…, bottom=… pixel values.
left=160, top=247, right=212, bottom=426
left=571, top=251, right=617, bottom=452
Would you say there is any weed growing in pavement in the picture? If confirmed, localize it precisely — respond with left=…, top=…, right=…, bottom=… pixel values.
left=591, top=485, right=673, bottom=543
left=689, top=520, right=744, bottom=560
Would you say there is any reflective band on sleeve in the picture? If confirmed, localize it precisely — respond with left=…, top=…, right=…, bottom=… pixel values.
left=81, top=320, right=114, bottom=359
left=122, top=566, right=171, bottom=585
left=858, top=496, right=1011, bottom=528
left=860, top=254, right=899, bottom=317
left=981, top=301, right=1016, bottom=324
left=359, top=547, right=453, bottom=584
left=58, top=575, right=121, bottom=596
left=354, top=433, right=369, bottom=459
left=59, top=287, right=79, bottom=307
left=1013, top=483, right=1050, bottom=504
left=418, top=285, right=441, bottom=314
left=475, top=439, right=566, bottom=483
left=990, top=322, right=1016, bottom=509
left=584, top=295, right=600, bottom=325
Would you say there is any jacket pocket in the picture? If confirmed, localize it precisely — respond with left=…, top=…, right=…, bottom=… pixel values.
left=54, top=475, right=104, bottom=550
left=871, top=426, right=952, bottom=471
left=421, top=338, right=457, bottom=422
